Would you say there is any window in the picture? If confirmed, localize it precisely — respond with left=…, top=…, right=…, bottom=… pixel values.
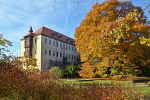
left=54, top=33, right=57, bottom=38
left=69, top=55, right=71, bottom=59
left=72, top=41, right=74, bottom=45
left=53, top=41, right=55, bottom=46
left=53, top=51, right=55, bottom=56
left=35, top=38, right=37, bottom=44
left=45, top=38, right=47, bottom=44
left=74, top=47, right=76, bottom=52
left=49, top=40, right=51, bottom=45
left=63, top=44, right=65, bottom=49
left=60, top=43, right=62, bottom=48
left=59, top=36, right=62, bottom=40
left=72, top=47, right=73, bottom=51
left=74, top=56, right=76, bottom=60
left=25, top=39, right=29, bottom=44
left=49, top=50, right=51, bottom=55
left=35, top=49, right=37, bottom=54
left=72, top=55, right=73, bottom=59
left=45, top=49, right=47, bottom=55
left=60, top=53, right=62, bottom=57
left=57, top=42, right=58, bottom=47
left=69, top=46, right=70, bottom=50
left=66, top=45, right=68, bottom=49
left=57, top=52, right=58, bottom=57
left=68, top=38, right=70, bottom=43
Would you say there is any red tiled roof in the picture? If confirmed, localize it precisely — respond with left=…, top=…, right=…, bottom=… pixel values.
left=33, top=26, right=75, bottom=44
left=24, top=33, right=35, bottom=37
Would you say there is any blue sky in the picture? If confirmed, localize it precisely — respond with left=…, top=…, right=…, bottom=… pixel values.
left=0, top=0, right=150, bottom=56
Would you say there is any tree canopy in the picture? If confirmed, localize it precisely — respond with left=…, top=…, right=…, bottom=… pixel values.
left=0, top=34, right=12, bottom=54
left=74, top=0, right=150, bottom=78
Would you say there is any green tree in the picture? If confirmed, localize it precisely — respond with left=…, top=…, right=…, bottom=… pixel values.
left=75, top=0, right=150, bottom=78
left=0, top=34, right=12, bottom=54
left=64, top=64, right=81, bottom=77
left=49, top=66, right=63, bottom=78
left=0, top=34, right=12, bottom=68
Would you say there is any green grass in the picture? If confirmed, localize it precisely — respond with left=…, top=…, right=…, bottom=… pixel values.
left=60, top=78, right=150, bottom=85
left=137, top=87, right=150, bottom=95
left=60, top=78, right=150, bottom=96
left=60, top=78, right=133, bottom=85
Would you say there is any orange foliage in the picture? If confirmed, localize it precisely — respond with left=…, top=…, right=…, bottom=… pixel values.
left=0, top=66, right=143, bottom=99
left=75, top=0, right=150, bottom=78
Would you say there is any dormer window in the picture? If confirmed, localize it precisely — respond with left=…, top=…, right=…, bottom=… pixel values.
left=72, top=41, right=74, bottom=45
left=59, top=36, right=62, bottom=40
left=53, top=33, right=57, bottom=38
left=67, top=38, right=70, bottom=43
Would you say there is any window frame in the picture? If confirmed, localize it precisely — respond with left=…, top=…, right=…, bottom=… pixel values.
left=45, top=38, right=47, bottom=44
left=53, top=41, right=55, bottom=46
left=49, top=50, right=51, bottom=55
left=35, top=38, right=37, bottom=44
left=35, top=49, right=37, bottom=54
left=53, top=51, right=55, bottom=56
left=60, top=43, right=62, bottom=48
left=49, top=40, right=51, bottom=45
left=45, top=49, right=47, bottom=55
left=57, top=42, right=58, bottom=47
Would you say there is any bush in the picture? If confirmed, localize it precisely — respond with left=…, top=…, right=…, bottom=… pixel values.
left=49, top=66, right=63, bottom=78
left=64, top=64, right=81, bottom=78
left=0, top=65, right=145, bottom=100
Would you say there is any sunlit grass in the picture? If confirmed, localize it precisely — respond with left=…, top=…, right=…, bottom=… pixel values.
left=60, top=78, right=150, bottom=96
left=60, top=78, right=136, bottom=85
left=137, top=87, right=150, bottom=95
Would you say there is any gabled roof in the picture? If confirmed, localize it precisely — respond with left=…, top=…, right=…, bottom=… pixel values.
left=34, top=26, right=75, bottom=44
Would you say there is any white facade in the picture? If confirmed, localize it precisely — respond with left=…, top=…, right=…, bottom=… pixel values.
left=21, top=26, right=79, bottom=70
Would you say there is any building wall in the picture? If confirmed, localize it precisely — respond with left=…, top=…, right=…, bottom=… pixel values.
left=41, top=35, right=79, bottom=70
left=21, top=34, right=79, bottom=71
left=21, top=39, right=25, bottom=56
left=32, top=35, right=42, bottom=70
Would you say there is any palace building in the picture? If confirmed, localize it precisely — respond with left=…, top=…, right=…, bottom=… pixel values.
left=21, top=26, right=79, bottom=70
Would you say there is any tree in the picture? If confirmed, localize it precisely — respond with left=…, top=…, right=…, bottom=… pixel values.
left=49, top=66, right=63, bottom=78
left=0, top=34, right=13, bottom=68
left=0, top=34, right=12, bottom=54
left=74, top=0, right=150, bottom=78
left=63, top=64, right=81, bottom=77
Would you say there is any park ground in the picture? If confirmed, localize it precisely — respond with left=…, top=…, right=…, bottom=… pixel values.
left=60, top=77, right=150, bottom=96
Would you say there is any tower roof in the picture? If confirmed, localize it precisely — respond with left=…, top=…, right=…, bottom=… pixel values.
left=29, top=26, right=33, bottom=33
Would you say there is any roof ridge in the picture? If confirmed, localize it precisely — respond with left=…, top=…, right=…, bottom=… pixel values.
left=42, top=26, right=75, bottom=40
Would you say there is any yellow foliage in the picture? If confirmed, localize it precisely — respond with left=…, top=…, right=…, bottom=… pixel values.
left=75, top=0, right=150, bottom=78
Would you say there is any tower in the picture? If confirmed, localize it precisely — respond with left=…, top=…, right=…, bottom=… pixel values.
left=24, top=26, right=34, bottom=57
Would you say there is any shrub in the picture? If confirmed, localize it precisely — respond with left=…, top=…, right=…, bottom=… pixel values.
left=0, top=65, right=145, bottom=100
left=49, top=66, right=63, bottom=78
left=64, top=64, right=81, bottom=78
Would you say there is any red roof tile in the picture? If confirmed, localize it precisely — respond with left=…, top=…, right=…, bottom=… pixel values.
left=24, top=33, right=35, bottom=37
left=34, top=26, right=75, bottom=44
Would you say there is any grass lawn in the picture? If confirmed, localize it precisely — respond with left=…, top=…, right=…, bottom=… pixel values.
left=60, top=78, right=142, bottom=85
left=60, top=78, right=150, bottom=96
left=137, top=87, right=150, bottom=96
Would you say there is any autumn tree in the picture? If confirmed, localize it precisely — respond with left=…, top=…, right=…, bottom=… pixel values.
left=74, top=0, right=150, bottom=78
left=0, top=34, right=12, bottom=54
left=0, top=34, right=12, bottom=69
